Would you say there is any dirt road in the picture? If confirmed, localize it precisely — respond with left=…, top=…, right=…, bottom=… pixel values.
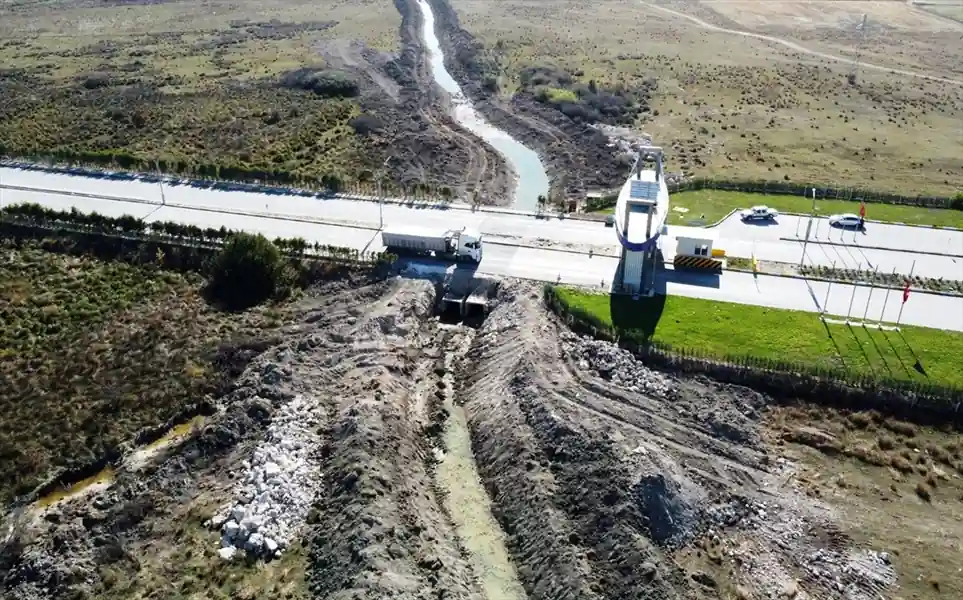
left=640, top=1, right=963, bottom=86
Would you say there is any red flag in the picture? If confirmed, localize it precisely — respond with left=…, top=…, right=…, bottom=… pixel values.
left=859, top=201, right=866, bottom=218
left=902, top=282, right=910, bottom=304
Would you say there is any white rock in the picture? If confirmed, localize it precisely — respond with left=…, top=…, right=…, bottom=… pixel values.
left=224, top=520, right=240, bottom=539
left=246, top=532, right=265, bottom=553
left=215, top=393, right=323, bottom=559
left=218, top=546, right=237, bottom=561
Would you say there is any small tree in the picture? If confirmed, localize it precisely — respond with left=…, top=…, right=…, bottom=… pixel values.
left=209, top=233, right=285, bottom=309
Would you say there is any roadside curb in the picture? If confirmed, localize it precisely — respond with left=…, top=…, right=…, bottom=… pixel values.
left=778, top=210, right=963, bottom=232
left=726, top=266, right=963, bottom=299
left=777, top=235, right=963, bottom=259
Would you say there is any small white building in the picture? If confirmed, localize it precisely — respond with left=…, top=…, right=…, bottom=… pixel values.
left=674, top=231, right=718, bottom=259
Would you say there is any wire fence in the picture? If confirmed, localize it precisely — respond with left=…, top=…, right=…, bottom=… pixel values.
left=668, top=177, right=962, bottom=209
left=0, top=203, right=398, bottom=269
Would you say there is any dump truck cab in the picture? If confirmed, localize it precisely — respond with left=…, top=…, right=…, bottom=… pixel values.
left=450, top=227, right=483, bottom=263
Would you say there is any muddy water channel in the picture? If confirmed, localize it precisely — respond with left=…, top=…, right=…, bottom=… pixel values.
left=435, top=326, right=527, bottom=600
left=416, top=0, right=549, bottom=211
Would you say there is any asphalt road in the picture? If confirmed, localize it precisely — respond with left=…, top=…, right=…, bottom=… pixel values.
left=3, top=174, right=961, bottom=331
left=4, top=167, right=960, bottom=281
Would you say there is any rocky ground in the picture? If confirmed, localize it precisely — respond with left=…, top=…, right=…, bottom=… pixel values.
left=0, top=275, right=905, bottom=600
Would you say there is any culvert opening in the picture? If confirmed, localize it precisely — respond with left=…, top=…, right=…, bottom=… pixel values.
left=433, top=278, right=497, bottom=328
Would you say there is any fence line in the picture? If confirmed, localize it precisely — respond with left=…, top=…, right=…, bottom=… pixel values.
left=667, top=176, right=962, bottom=209
left=6, top=156, right=961, bottom=212
left=542, top=285, right=963, bottom=423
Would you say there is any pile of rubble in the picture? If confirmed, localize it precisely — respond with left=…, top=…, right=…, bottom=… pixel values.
left=207, top=393, right=324, bottom=561
left=560, top=331, right=674, bottom=397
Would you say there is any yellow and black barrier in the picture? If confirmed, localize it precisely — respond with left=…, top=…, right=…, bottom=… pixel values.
left=674, top=254, right=723, bottom=271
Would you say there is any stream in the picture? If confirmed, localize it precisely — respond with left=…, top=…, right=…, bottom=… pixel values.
left=416, top=0, right=549, bottom=211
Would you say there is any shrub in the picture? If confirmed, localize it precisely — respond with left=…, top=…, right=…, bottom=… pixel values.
left=279, top=68, right=359, bottom=98
left=915, top=481, right=932, bottom=502
left=349, top=114, right=383, bottom=135
left=208, top=233, right=285, bottom=309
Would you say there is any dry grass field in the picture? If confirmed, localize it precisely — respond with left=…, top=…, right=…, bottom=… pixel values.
left=450, top=0, right=963, bottom=196
left=0, top=0, right=399, bottom=181
left=765, top=405, right=963, bottom=600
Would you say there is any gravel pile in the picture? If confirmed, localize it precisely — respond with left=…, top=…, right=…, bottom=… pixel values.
left=207, top=393, right=323, bottom=561
left=560, top=331, right=674, bottom=397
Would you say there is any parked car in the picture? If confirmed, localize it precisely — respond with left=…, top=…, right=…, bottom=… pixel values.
left=740, top=205, right=779, bottom=222
left=828, top=213, right=865, bottom=229
left=604, top=214, right=616, bottom=227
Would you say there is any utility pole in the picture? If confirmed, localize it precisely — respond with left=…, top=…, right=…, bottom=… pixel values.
left=159, top=181, right=166, bottom=205
left=849, top=14, right=868, bottom=85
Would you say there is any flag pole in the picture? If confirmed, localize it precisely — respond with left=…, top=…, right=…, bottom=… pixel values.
left=862, top=264, right=879, bottom=320
left=847, top=262, right=861, bottom=321
left=896, top=260, right=915, bottom=327
left=878, top=267, right=895, bottom=324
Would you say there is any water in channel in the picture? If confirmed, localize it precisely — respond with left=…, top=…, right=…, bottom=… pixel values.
left=416, top=0, right=550, bottom=211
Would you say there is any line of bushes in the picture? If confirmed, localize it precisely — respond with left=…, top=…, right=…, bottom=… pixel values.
left=669, top=177, right=963, bottom=210
left=0, top=156, right=461, bottom=203
left=0, top=202, right=395, bottom=263
left=542, top=285, right=963, bottom=426
left=0, top=204, right=398, bottom=304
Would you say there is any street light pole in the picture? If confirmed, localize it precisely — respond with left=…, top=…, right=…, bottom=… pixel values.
left=878, top=267, right=896, bottom=324
left=822, top=260, right=836, bottom=313
left=379, top=156, right=393, bottom=230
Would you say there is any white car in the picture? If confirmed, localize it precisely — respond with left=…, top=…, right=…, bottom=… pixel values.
left=740, top=205, right=779, bottom=222
left=829, top=213, right=865, bottom=229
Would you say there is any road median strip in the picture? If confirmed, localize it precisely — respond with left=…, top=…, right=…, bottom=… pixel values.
left=778, top=236, right=963, bottom=259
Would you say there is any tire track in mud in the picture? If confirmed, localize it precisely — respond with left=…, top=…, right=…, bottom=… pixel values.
left=454, top=284, right=857, bottom=600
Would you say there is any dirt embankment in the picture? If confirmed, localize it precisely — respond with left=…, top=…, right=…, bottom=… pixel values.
left=422, top=0, right=632, bottom=200
left=323, top=0, right=512, bottom=203
left=1, top=275, right=905, bottom=600
left=455, top=283, right=896, bottom=600
left=0, top=279, right=497, bottom=600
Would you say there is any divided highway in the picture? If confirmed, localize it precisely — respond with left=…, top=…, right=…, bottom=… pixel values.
left=1, top=166, right=961, bottom=331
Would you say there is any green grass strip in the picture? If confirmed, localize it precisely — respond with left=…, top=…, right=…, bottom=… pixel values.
left=552, top=286, right=963, bottom=390
left=591, top=189, right=963, bottom=229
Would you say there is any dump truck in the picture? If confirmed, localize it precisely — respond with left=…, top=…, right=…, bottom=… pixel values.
left=381, top=225, right=483, bottom=263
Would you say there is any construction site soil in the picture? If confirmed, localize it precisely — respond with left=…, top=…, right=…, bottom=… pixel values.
left=1, top=276, right=906, bottom=600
